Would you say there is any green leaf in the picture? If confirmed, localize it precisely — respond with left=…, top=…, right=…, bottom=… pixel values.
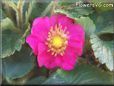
left=30, top=2, right=50, bottom=19
left=0, top=76, right=1, bottom=85
left=97, top=25, right=114, bottom=35
left=1, top=16, right=27, bottom=58
left=1, top=17, right=15, bottom=31
left=44, top=64, right=114, bottom=85
left=76, top=17, right=96, bottom=36
left=55, top=7, right=94, bottom=18
left=0, top=59, right=1, bottom=73
left=55, top=0, right=94, bottom=18
left=0, top=8, right=6, bottom=20
left=25, top=76, right=46, bottom=85
left=4, top=0, right=17, bottom=12
left=2, top=46, right=35, bottom=80
left=90, top=10, right=114, bottom=35
left=41, top=1, right=53, bottom=16
left=2, top=29, right=24, bottom=58
left=90, top=34, right=114, bottom=71
left=25, top=1, right=35, bottom=24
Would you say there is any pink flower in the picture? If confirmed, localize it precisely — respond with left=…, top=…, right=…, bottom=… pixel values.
left=26, top=14, right=85, bottom=70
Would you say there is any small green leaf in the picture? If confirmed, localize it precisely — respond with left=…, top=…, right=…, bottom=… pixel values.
left=76, top=17, right=96, bottom=36
left=2, top=46, right=35, bottom=80
left=44, top=64, right=114, bottom=85
left=90, top=34, right=114, bottom=71
left=25, top=1, right=35, bottom=24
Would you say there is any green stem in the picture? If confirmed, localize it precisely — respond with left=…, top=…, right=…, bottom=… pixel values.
left=41, top=1, right=54, bottom=16
left=22, top=23, right=30, bottom=38
left=50, top=0, right=58, bottom=15
left=25, top=0, right=35, bottom=24
left=17, top=0, right=24, bottom=29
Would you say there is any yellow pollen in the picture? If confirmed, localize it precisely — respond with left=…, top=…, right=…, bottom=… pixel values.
left=52, top=36, right=63, bottom=48
left=46, top=24, right=69, bottom=56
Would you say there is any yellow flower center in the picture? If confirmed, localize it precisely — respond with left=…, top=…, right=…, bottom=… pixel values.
left=52, top=36, right=63, bottom=48
left=45, top=24, right=69, bottom=56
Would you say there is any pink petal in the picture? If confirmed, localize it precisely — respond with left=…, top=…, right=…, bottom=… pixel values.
left=26, top=35, right=38, bottom=55
left=68, top=40, right=83, bottom=56
left=38, top=52, right=57, bottom=69
left=57, top=14, right=74, bottom=28
left=50, top=14, right=58, bottom=26
left=68, top=24, right=85, bottom=41
left=50, top=14, right=74, bottom=28
left=32, top=17, right=50, bottom=27
left=31, top=17, right=50, bottom=42
left=37, top=43, right=57, bottom=69
left=61, top=62, right=74, bottom=70
left=37, top=43, right=47, bottom=67
left=67, top=24, right=85, bottom=56
left=55, top=47, right=77, bottom=70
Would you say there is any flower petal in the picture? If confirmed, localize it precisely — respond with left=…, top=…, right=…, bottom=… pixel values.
left=26, top=35, right=38, bottom=55
left=55, top=47, right=77, bottom=70
left=50, top=14, right=74, bottom=28
left=68, top=24, right=85, bottom=41
left=57, top=14, right=74, bottom=28
left=37, top=43, right=57, bottom=69
left=67, top=24, right=85, bottom=56
left=31, top=17, right=50, bottom=41
left=68, top=40, right=83, bottom=56
left=38, top=52, right=57, bottom=69
left=50, top=14, right=58, bottom=26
